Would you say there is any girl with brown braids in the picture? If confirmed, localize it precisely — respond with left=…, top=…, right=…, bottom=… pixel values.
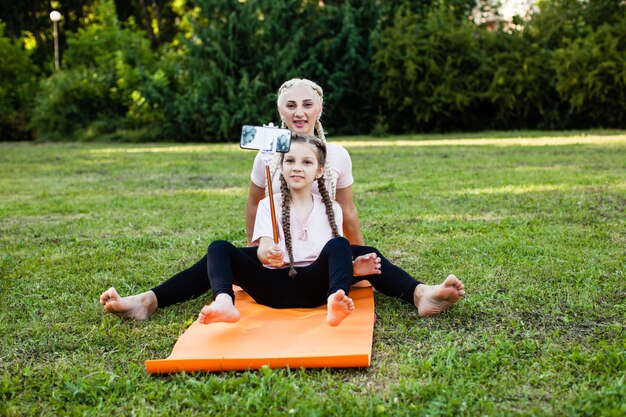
left=198, top=135, right=356, bottom=326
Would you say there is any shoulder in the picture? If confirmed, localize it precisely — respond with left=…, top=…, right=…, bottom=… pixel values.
left=261, top=193, right=283, bottom=204
left=326, top=143, right=351, bottom=160
left=258, top=194, right=284, bottom=213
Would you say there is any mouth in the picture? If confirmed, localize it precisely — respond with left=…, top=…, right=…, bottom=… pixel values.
left=293, top=120, right=307, bottom=129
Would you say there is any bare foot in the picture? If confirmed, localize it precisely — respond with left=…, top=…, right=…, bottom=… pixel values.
left=198, top=294, right=241, bottom=324
left=99, top=287, right=157, bottom=320
left=353, top=253, right=381, bottom=277
left=414, top=274, right=465, bottom=317
left=326, top=290, right=355, bottom=326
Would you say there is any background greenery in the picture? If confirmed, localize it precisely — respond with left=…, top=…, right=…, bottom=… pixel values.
left=1, top=0, right=624, bottom=142
left=1, top=131, right=624, bottom=415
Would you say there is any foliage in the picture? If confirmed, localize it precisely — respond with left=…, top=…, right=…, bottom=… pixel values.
left=0, top=0, right=100, bottom=69
left=113, top=0, right=191, bottom=49
left=373, top=7, right=492, bottom=132
left=484, top=31, right=562, bottom=129
left=297, top=0, right=381, bottom=135
left=4, top=0, right=626, bottom=140
left=372, top=0, right=626, bottom=133
left=148, top=0, right=313, bottom=142
left=0, top=23, right=38, bottom=141
left=146, top=0, right=384, bottom=141
left=553, top=16, right=626, bottom=128
left=528, top=0, right=625, bottom=48
left=29, top=0, right=158, bottom=141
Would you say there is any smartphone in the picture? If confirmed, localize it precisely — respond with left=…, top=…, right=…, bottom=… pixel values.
left=240, top=125, right=291, bottom=153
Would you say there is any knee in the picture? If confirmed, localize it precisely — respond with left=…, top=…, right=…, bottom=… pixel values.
left=325, top=236, right=350, bottom=251
left=359, top=245, right=383, bottom=258
left=207, top=240, right=232, bottom=254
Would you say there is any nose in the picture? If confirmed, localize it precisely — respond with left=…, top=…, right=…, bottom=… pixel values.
left=294, top=106, right=304, bottom=117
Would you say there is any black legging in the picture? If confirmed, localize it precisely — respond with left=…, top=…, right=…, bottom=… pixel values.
left=207, top=237, right=353, bottom=308
left=151, top=243, right=420, bottom=308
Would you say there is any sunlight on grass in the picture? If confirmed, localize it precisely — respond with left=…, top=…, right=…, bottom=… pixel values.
left=456, top=184, right=573, bottom=195
left=135, top=186, right=247, bottom=196
left=90, top=144, right=238, bottom=154
left=337, top=135, right=626, bottom=148
left=420, top=212, right=526, bottom=222
left=86, top=134, right=626, bottom=154
left=454, top=183, right=626, bottom=195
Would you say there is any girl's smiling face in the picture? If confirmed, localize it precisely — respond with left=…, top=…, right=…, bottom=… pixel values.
left=277, top=84, right=322, bottom=136
left=281, top=141, right=324, bottom=191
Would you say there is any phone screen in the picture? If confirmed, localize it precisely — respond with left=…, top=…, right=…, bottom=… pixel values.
left=240, top=125, right=291, bottom=153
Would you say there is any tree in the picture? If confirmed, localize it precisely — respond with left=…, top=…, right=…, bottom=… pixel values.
left=0, top=23, right=38, bottom=140
left=29, top=0, right=157, bottom=140
left=373, top=6, right=492, bottom=132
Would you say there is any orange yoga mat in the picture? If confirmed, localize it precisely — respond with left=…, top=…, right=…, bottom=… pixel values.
left=145, top=286, right=375, bottom=374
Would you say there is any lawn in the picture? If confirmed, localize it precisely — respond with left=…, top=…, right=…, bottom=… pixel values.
left=1, top=131, right=624, bottom=416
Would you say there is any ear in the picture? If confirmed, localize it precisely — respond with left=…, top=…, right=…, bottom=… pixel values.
left=316, top=166, right=325, bottom=179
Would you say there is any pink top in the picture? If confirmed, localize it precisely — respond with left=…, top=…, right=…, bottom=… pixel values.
left=250, top=143, right=354, bottom=193
left=252, top=193, right=343, bottom=267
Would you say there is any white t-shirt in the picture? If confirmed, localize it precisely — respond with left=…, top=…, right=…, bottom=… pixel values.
left=252, top=193, right=343, bottom=267
left=250, top=143, right=354, bottom=194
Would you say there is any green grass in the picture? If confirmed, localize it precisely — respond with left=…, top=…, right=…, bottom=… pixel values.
left=1, top=131, right=625, bottom=416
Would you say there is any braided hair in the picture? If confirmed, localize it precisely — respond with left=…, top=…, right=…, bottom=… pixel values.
left=281, top=134, right=340, bottom=277
left=266, top=78, right=337, bottom=199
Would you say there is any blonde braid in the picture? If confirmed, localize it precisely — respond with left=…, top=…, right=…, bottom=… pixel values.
left=280, top=175, right=297, bottom=278
left=314, top=119, right=336, bottom=199
left=317, top=177, right=339, bottom=238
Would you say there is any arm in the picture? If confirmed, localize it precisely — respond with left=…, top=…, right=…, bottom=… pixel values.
left=245, top=182, right=266, bottom=246
left=335, top=185, right=365, bottom=245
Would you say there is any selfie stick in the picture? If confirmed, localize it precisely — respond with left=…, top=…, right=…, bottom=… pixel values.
left=264, top=160, right=280, bottom=245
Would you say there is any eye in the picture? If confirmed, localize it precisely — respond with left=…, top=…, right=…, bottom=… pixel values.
left=286, top=103, right=295, bottom=109
left=284, top=157, right=294, bottom=164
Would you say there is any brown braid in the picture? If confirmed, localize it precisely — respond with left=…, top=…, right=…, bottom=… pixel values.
left=317, top=177, right=339, bottom=237
left=280, top=175, right=297, bottom=277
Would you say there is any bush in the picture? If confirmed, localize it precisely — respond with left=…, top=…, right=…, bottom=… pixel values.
left=0, top=23, right=38, bottom=141
left=29, top=0, right=157, bottom=141
left=143, top=0, right=387, bottom=141
left=484, top=31, right=563, bottom=129
left=553, top=17, right=626, bottom=128
left=373, top=7, right=493, bottom=132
